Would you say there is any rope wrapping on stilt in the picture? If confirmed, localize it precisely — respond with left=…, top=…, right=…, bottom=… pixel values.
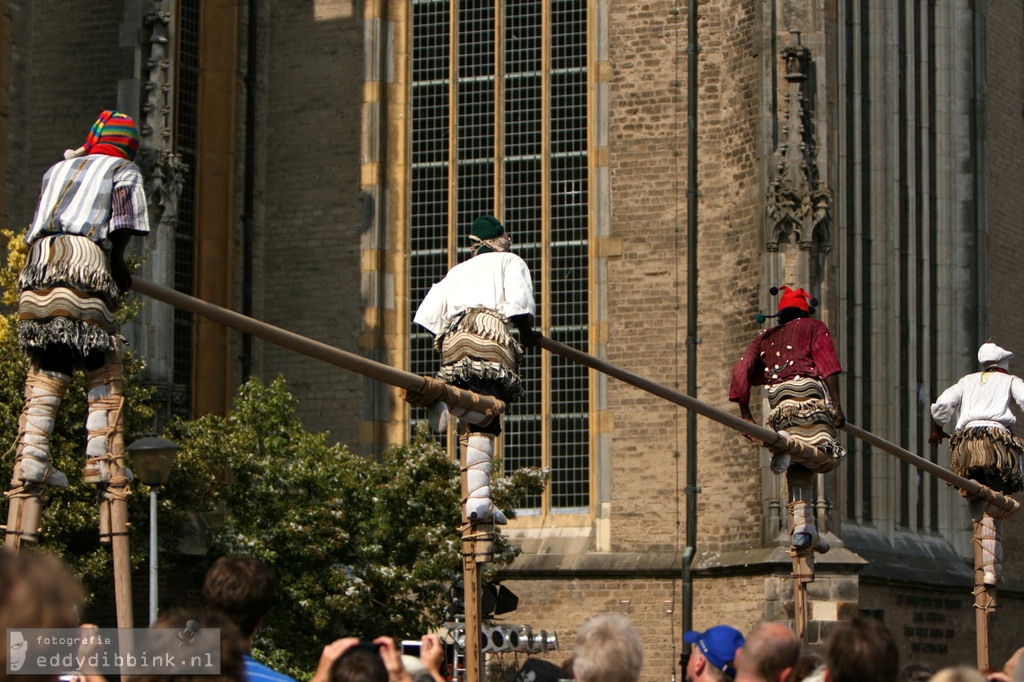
left=400, top=375, right=506, bottom=426
left=974, top=516, right=1003, bottom=586
left=101, top=478, right=132, bottom=501
left=973, top=586, right=997, bottom=613
left=85, top=360, right=126, bottom=485
left=964, top=483, right=1020, bottom=520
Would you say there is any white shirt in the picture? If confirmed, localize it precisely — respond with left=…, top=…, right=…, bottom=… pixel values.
left=931, top=370, right=1024, bottom=431
left=414, top=251, right=535, bottom=335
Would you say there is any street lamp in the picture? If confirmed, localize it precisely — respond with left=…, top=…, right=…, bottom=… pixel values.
left=126, top=436, right=180, bottom=624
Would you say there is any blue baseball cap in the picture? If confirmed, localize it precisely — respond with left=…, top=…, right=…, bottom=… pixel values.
left=684, top=625, right=745, bottom=678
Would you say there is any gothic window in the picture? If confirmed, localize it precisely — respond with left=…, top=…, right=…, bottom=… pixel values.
left=173, top=0, right=200, bottom=414
left=409, top=0, right=591, bottom=515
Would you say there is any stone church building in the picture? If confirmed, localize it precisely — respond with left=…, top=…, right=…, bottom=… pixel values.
left=1, top=0, right=1023, bottom=676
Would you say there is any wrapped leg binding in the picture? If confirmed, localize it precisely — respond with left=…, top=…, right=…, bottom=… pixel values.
left=461, top=432, right=507, bottom=525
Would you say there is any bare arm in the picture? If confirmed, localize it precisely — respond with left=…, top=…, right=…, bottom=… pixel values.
left=109, top=230, right=133, bottom=293
left=824, top=373, right=845, bottom=428
left=418, top=634, right=447, bottom=682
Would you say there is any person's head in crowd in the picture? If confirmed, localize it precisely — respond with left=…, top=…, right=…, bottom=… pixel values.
left=684, top=625, right=745, bottom=682
left=896, top=662, right=936, bottom=682
left=138, top=608, right=246, bottom=682
left=928, top=667, right=986, bottom=682
left=0, top=549, right=85, bottom=681
left=736, top=622, right=799, bottom=682
left=329, top=643, right=388, bottom=682
left=202, top=556, right=278, bottom=648
left=824, top=615, right=899, bottom=682
left=783, top=652, right=824, bottom=682
left=573, top=613, right=644, bottom=682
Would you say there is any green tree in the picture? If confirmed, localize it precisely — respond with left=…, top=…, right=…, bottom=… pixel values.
left=167, top=377, right=546, bottom=679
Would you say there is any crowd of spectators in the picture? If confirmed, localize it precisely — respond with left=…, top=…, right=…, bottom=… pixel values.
left=2, top=548, right=1021, bottom=682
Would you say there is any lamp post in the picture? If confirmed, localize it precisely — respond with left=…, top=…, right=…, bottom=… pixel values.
left=126, top=436, right=180, bottom=624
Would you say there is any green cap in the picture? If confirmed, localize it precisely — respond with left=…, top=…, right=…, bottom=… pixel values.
left=471, top=215, right=505, bottom=240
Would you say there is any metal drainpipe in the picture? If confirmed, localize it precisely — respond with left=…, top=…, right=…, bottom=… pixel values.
left=241, top=0, right=258, bottom=380
left=682, top=0, right=700, bottom=663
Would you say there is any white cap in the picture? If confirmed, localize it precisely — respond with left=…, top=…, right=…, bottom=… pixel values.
left=978, top=342, right=1013, bottom=370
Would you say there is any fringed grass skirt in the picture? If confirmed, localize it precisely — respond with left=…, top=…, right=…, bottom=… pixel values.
left=436, top=308, right=523, bottom=402
left=17, top=235, right=119, bottom=357
left=766, top=376, right=846, bottom=461
left=949, top=426, right=1024, bottom=495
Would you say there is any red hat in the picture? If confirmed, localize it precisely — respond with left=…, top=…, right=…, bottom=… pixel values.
left=777, top=286, right=815, bottom=313
left=755, top=285, right=819, bottom=323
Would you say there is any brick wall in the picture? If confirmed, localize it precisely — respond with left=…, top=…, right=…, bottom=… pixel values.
left=253, top=0, right=365, bottom=441
left=6, top=0, right=125, bottom=228
left=602, top=0, right=764, bottom=553
left=502, top=577, right=686, bottom=682
left=984, top=3, right=1024, bottom=350
left=860, top=581, right=1024, bottom=671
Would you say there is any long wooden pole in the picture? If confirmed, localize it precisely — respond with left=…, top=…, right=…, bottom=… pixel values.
left=133, top=278, right=505, bottom=419
left=133, top=284, right=1016, bottom=514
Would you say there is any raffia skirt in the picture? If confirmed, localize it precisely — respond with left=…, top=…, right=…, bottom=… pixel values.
left=766, top=376, right=846, bottom=469
left=949, top=426, right=1024, bottom=495
left=17, top=234, right=120, bottom=358
left=436, top=308, right=524, bottom=403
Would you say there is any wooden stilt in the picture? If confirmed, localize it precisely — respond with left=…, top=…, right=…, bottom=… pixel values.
left=973, top=519, right=994, bottom=672
left=109, top=484, right=133, bottom=629
left=4, top=485, right=47, bottom=551
left=462, top=527, right=483, bottom=682
left=459, top=430, right=495, bottom=682
left=3, top=495, right=21, bottom=551
left=792, top=553, right=813, bottom=643
left=97, top=342, right=134, bottom=629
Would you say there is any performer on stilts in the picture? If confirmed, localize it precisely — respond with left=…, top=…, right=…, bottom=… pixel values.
left=413, top=215, right=538, bottom=525
left=729, top=286, right=846, bottom=556
left=929, top=342, right=1024, bottom=586
left=5, top=110, right=149, bottom=545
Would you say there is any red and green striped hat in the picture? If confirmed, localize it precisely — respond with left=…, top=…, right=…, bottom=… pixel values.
left=83, top=110, right=139, bottom=161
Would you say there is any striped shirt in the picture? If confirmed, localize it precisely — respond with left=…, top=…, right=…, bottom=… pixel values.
left=25, top=154, right=149, bottom=250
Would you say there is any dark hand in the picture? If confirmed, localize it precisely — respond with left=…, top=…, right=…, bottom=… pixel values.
left=520, top=326, right=541, bottom=348
left=928, top=429, right=948, bottom=446
left=739, top=405, right=759, bottom=443
left=832, top=405, right=846, bottom=429
left=111, top=258, right=132, bottom=293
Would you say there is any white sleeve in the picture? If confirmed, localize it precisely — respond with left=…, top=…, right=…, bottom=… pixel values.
left=500, top=255, right=536, bottom=319
left=414, top=279, right=448, bottom=335
left=1010, top=376, right=1024, bottom=413
left=930, top=381, right=963, bottom=427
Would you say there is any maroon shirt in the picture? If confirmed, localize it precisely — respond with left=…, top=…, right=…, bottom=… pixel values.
left=729, top=317, right=843, bottom=405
